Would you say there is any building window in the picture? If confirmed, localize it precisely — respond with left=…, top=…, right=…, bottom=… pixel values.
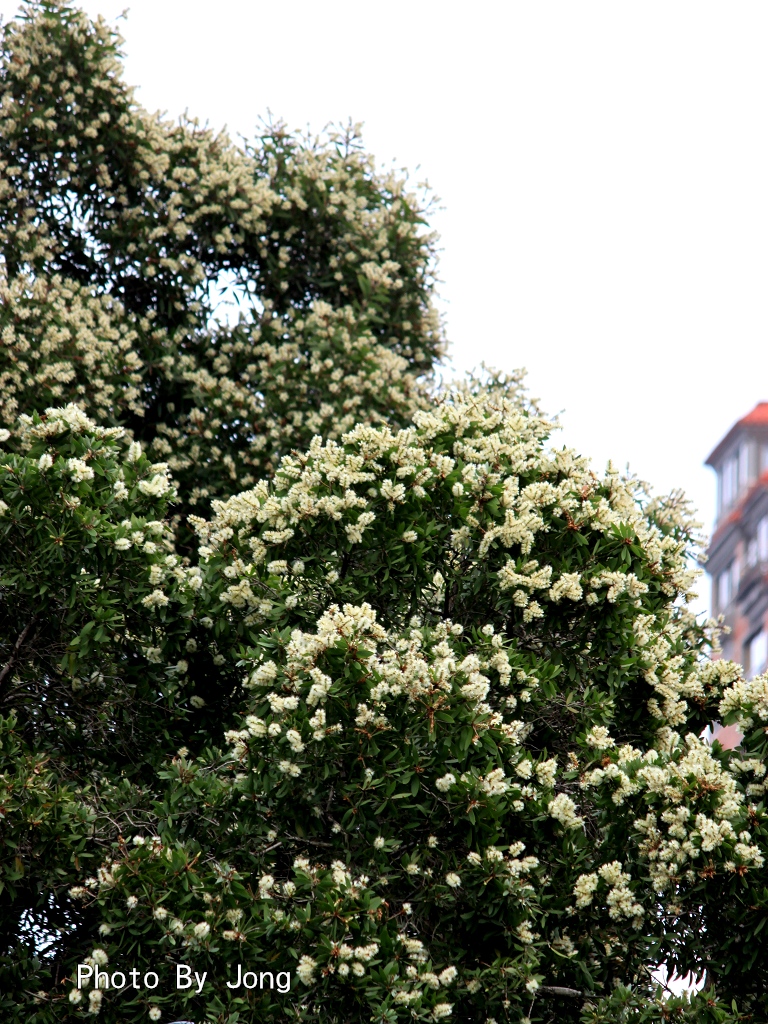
left=740, top=443, right=751, bottom=491
left=716, top=558, right=741, bottom=612
left=721, top=452, right=739, bottom=511
left=759, top=515, right=768, bottom=562
left=748, top=630, right=768, bottom=678
left=748, top=538, right=758, bottom=567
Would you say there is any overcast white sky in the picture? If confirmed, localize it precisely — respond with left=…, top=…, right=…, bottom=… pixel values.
left=4, top=0, right=768, bottom=614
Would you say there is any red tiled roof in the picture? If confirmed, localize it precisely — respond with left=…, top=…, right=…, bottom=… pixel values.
left=740, top=402, right=768, bottom=426
left=706, top=402, right=768, bottom=466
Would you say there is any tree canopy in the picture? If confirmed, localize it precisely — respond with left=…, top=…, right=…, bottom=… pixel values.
left=1, top=4, right=767, bottom=1024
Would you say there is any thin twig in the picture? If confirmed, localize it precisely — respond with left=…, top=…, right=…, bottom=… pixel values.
left=0, top=616, right=38, bottom=700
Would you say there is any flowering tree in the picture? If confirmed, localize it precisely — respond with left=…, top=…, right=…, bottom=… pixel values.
left=1, top=4, right=768, bottom=1024
left=0, top=0, right=441, bottom=517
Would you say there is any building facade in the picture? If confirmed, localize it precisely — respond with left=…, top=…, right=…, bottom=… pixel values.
left=706, top=402, right=768, bottom=675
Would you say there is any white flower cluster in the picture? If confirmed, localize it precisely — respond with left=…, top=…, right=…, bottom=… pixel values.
left=572, top=862, right=644, bottom=924
left=580, top=730, right=764, bottom=892
left=547, top=793, right=583, bottom=830
left=225, top=601, right=550, bottom=817
left=0, top=275, right=144, bottom=431
left=14, top=403, right=124, bottom=449
left=719, top=668, right=768, bottom=738
left=0, top=3, right=445, bottom=514
left=192, top=390, right=704, bottom=732
left=585, top=725, right=615, bottom=749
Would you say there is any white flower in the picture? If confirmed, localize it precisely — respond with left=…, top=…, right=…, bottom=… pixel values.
left=91, top=949, right=108, bottom=966
left=439, top=966, right=458, bottom=985
left=193, top=921, right=210, bottom=938
left=402, top=530, right=418, bottom=543
left=114, top=536, right=131, bottom=550
left=126, top=441, right=142, bottom=462
left=535, top=757, right=558, bottom=788
left=285, top=728, right=305, bottom=752
left=149, top=1008, right=161, bottom=1021
left=573, top=872, right=599, bottom=908
left=548, top=572, right=583, bottom=603
left=354, top=942, right=379, bottom=962
left=126, top=895, right=138, bottom=910
left=373, top=836, right=386, bottom=849
left=355, top=703, right=375, bottom=726
left=436, top=772, right=456, bottom=792
left=445, top=872, right=461, bottom=888
left=138, top=473, right=172, bottom=498
left=69, top=989, right=83, bottom=1004
left=38, top=453, right=53, bottom=471
left=480, top=767, right=509, bottom=795
left=432, top=1003, right=453, bottom=1019
left=585, top=725, right=615, bottom=749
left=548, top=793, right=584, bottom=830
left=278, top=759, right=301, bottom=777
left=296, top=955, right=317, bottom=985
left=245, top=715, right=266, bottom=737
left=88, top=988, right=103, bottom=1013
left=67, top=457, right=94, bottom=483
left=0, top=428, right=10, bottom=442
left=381, top=479, right=406, bottom=502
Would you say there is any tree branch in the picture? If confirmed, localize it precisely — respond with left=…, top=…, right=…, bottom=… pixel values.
left=0, top=616, right=38, bottom=702
left=539, top=985, right=583, bottom=998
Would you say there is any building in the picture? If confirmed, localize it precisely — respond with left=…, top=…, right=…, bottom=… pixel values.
left=705, top=403, right=768, bottom=747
